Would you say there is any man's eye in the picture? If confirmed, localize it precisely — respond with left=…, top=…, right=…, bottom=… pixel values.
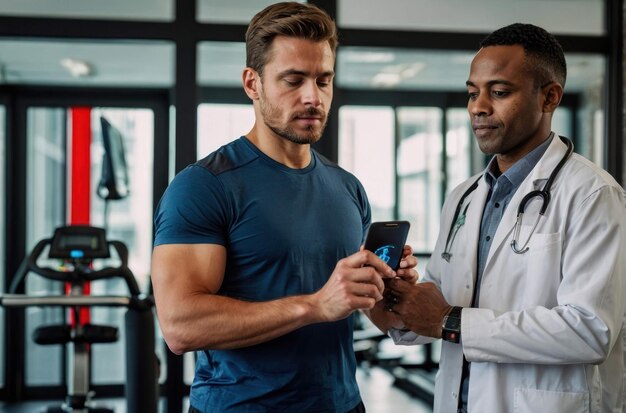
left=467, top=92, right=478, bottom=101
left=317, top=78, right=332, bottom=87
left=493, top=90, right=509, bottom=97
left=284, top=78, right=302, bottom=86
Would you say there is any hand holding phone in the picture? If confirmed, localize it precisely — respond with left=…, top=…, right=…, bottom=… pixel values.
left=364, top=221, right=411, bottom=312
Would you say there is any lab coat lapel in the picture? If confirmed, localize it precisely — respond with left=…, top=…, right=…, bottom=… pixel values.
left=461, top=176, right=490, bottom=302
left=483, top=136, right=568, bottom=272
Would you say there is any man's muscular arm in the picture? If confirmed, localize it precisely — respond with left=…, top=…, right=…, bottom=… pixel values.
left=152, top=244, right=395, bottom=354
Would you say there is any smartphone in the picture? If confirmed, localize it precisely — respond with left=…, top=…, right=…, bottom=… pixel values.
left=363, top=221, right=411, bottom=270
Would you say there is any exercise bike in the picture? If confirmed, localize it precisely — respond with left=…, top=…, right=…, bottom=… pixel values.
left=1, top=225, right=158, bottom=413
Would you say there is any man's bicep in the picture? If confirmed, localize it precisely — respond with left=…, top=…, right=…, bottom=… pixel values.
left=151, top=243, right=227, bottom=301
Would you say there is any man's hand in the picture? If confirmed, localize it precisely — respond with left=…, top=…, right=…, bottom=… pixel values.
left=366, top=245, right=419, bottom=332
left=311, top=249, right=396, bottom=322
left=396, top=245, right=419, bottom=283
left=388, top=280, right=452, bottom=338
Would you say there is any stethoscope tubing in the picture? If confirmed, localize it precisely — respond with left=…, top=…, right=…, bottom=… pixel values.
left=441, top=136, right=574, bottom=260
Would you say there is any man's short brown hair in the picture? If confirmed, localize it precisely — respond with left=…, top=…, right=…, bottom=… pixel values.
left=245, top=2, right=338, bottom=76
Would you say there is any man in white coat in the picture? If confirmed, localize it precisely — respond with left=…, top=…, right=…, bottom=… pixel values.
left=371, top=23, right=626, bottom=413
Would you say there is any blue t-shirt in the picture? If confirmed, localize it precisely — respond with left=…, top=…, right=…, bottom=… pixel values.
left=154, top=137, right=371, bottom=412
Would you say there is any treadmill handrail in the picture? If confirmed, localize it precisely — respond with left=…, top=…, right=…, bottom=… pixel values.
left=1, top=294, right=131, bottom=307
left=0, top=294, right=153, bottom=310
left=12, top=238, right=141, bottom=296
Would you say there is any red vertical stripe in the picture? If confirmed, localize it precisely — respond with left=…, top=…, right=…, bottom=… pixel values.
left=69, top=107, right=92, bottom=324
left=70, top=107, right=91, bottom=225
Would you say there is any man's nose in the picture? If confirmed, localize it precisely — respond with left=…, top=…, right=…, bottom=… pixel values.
left=302, top=80, right=322, bottom=107
left=468, top=93, right=490, bottom=116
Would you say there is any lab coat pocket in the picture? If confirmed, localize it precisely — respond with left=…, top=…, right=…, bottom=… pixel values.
left=523, top=232, right=562, bottom=307
left=514, top=387, right=589, bottom=413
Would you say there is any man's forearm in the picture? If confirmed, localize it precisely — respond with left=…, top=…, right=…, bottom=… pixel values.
left=158, top=293, right=320, bottom=353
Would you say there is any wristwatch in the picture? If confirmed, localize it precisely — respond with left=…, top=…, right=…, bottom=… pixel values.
left=442, top=306, right=463, bottom=343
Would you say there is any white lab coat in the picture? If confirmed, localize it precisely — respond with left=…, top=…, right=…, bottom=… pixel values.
left=392, top=136, right=626, bottom=413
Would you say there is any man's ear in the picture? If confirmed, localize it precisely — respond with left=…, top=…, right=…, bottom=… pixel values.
left=542, top=82, right=564, bottom=113
left=242, top=67, right=260, bottom=100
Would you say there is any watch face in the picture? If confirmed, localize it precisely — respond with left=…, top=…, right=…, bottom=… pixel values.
left=446, top=317, right=461, bottom=330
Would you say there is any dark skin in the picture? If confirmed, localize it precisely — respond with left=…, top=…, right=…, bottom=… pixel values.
left=363, top=245, right=419, bottom=333
left=387, top=44, right=562, bottom=339
left=387, top=279, right=451, bottom=338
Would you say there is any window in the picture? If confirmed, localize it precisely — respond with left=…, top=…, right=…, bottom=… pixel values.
left=196, top=0, right=305, bottom=24
left=25, top=107, right=66, bottom=385
left=337, top=0, right=604, bottom=35
left=197, top=103, right=254, bottom=158
left=89, top=108, right=154, bottom=290
left=337, top=47, right=474, bottom=91
left=0, top=39, right=174, bottom=87
left=197, top=42, right=246, bottom=88
left=0, top=0, right=174, bottom=21
left=446, top=108, right=478, bottom=194
left=339, top=106, right=395, bottom=222
left=397, top=107, right=443, bottom=251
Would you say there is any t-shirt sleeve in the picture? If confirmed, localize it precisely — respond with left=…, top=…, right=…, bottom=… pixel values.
left=153, top=165, right=230, bottom=247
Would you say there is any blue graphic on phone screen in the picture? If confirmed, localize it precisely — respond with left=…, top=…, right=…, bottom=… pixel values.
left=374, top=245, right=395, bottom=264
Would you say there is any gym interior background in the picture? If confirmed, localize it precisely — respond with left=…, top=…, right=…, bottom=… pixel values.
left=0, top=0, right=623, bottom=412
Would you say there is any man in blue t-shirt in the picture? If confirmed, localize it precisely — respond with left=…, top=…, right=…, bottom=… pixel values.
left=151, top=3, right=417, bottom=412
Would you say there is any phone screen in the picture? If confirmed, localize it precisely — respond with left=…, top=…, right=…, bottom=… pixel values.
left=363, top=221, right=410, bottom=270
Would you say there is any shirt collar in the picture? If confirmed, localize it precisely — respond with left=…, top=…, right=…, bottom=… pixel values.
left=484, top=132, right=554, bottom=189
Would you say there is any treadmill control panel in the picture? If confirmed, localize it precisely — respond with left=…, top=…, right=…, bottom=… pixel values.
left=48, top=226, right=110, bottom=260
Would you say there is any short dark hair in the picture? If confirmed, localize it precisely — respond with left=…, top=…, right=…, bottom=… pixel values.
left=245, top=2, right=338, bottom=76
left=480, top=23, right=567, bottom=88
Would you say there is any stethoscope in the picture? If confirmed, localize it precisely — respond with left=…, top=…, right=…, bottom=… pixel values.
left=441, top=136, right=574, bottom=262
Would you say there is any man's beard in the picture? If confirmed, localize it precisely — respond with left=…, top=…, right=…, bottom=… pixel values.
left=260, top=99, right=327, bottom=145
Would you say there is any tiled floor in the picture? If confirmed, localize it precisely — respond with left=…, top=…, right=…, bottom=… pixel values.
left=0, top=367, right=434, bottom=413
